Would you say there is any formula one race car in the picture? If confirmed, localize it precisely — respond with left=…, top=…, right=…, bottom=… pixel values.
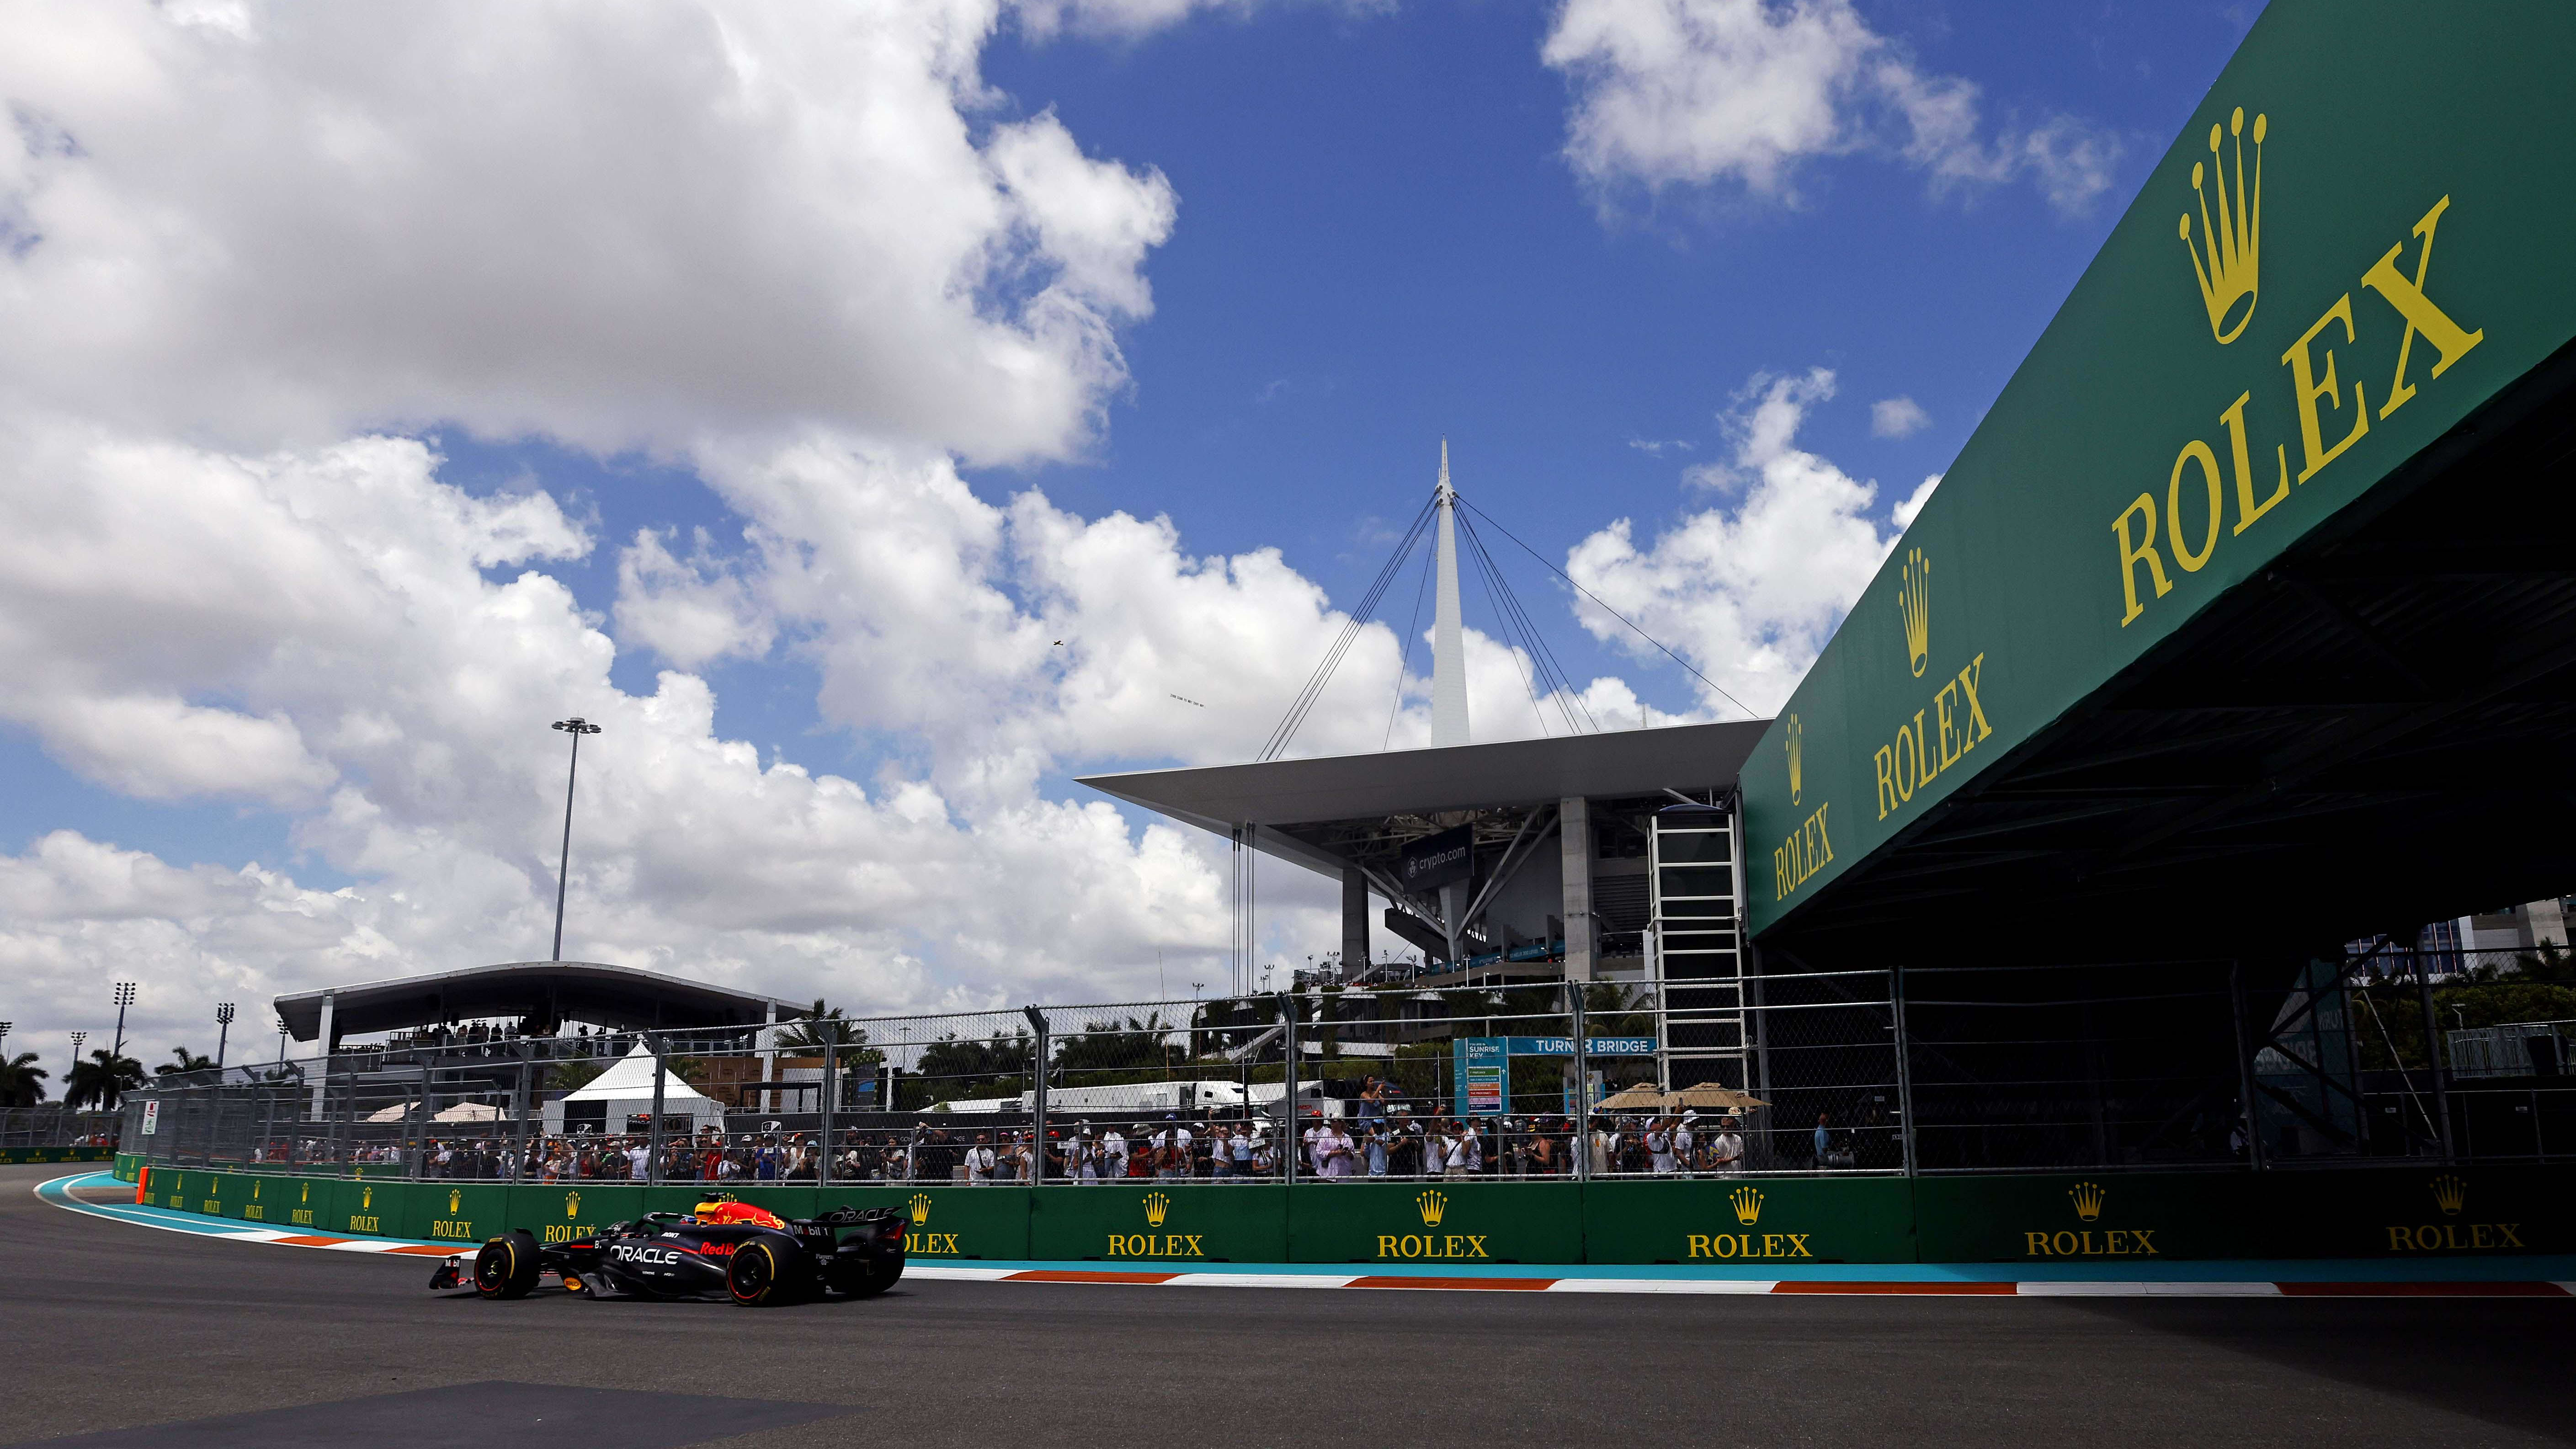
left=429, top=1197, right=906, bottom=1306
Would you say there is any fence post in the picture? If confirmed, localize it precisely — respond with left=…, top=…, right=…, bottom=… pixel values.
left=2414, top=950, right=2455, bottom=1162
left=513, top=1044, right=536, bottom=1181
left=329, top=1061, right=351, bottom=1174
left=648, top=1033, right=668, bottom=1186
left=1570, top=981, right=1590, bottom=1183
left=820, top=1039, right=836, bottom=1186
left=2228, top=960, right=2264, bottom=1171
left=410, top=1063, right=430, bottom=1179
left=1023, top=1006, right=1048, bottom=1186
left=1890, top=965, right=1917, bottom=1176
left=1282, top=994, right=1298, bottom=1185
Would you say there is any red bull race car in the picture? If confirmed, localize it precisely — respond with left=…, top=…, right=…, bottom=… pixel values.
left=429, top=1196, right=906, bottom=1306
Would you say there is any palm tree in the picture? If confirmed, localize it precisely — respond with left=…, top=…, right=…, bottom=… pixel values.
left=0, top=1052, right=46, bottom=1109
left=773, top=1000, right=885, bottom=1063
left=158, top=1046, right=217, bottom=1077
left=63, top=1049, right=145, bottom=1111
left=773, top=1000, right=850, bottom=1048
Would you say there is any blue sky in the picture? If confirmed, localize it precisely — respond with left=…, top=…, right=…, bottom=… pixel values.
left=970, top=0, right=2249, bottom=584
left=0, top=0, right=2261, bottom=1044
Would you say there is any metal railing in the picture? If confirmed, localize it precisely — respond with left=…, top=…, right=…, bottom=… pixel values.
left=1, top=1106, right=120, bottom=1148
left=112, top=946, right=2576, bottom=1182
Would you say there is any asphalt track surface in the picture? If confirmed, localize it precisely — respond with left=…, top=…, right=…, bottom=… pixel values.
left=9, top=1165, right=2572, bottom=1448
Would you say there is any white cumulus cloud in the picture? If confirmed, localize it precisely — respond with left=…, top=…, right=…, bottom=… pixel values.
left=1541, top=0, right=2121, bottom=215
left=1566, top=368, right=1899, bottom=714
left=1870, top=394, right=1928, bottom=438
left=0, top=0, right=1918, bottom=1065
left=0, top=0, right=1175, bottom=463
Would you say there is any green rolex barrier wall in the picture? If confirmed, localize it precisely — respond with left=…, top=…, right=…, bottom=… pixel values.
left=0, top=1145, right=114, bottom=1166
left=101, top=1164, right=2576, bottom=1267
left=1585, top=1178, right=1917, bottom=1265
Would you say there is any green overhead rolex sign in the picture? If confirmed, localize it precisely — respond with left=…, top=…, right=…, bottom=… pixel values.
left=1745, top=0, right=2576, bottom=934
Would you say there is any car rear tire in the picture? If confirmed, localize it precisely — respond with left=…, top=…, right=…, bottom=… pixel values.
left=473, top=1230, right=542, bottom=1300
left=726, top=1233, right=806, bottom=1307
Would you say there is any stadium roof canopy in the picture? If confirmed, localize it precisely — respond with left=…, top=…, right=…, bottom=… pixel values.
left=273, top=961, right=809, bottom=1042
left=1080, top=719, right=1767, bottom=876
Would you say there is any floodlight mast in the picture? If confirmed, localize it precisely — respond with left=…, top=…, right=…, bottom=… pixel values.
left=110, top=982, right=136, bottom=1062
left=550, top=717, right=604, bottom=962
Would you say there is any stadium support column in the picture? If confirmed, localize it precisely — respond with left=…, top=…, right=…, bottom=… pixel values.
left=1560, top=797, right=1592, bottom=982
left=308, top=990, right=335, bottom=1121
left=759, top=999, right=777, bottom=1115
left=1341, top=867, right=1370, bottom=978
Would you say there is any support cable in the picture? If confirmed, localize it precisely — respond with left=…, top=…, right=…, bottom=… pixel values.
left=1382, top=532, right=1437, bottom=751
left=1261, top=495, right=1436, bottom=762
left=1455, top=506, right=1597, bottom=734
left=1457, top=508, right=1557, bottom=735
left=1456, top=496, right=1756, bottom=720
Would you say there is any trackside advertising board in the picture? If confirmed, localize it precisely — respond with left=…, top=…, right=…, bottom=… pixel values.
left=1742, top=0, right=2576, bottom=934
left=102, top=1166, right=2576, bottom=1262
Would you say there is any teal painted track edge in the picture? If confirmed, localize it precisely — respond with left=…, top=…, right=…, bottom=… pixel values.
left=40, top=1173, right=2576, bottom=1284
left=36, top=1171, right=454, bottom=1250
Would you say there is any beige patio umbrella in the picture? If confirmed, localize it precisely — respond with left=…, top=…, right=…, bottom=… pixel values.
left=1668, top=1083, right=1768, bottom=1111
left=431, top=1100, right=510, bottom=1123
left=1593, top=1082, right=1670, bottom=1113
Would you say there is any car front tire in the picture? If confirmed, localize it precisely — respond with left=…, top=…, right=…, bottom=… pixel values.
left=473, top=1230, right=542, bottom=1300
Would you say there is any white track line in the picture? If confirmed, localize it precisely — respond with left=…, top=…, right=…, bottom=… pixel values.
left=2015, top=1281, right=2282, bottom=1296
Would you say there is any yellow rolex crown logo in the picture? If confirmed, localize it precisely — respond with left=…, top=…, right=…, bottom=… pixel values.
left=299, top=1182, right=309, bottom=1204
left=2178, top=106, right=2265, bottom=345
left=1785, top=715, right=1803, bottom=805
left=1416, top=1189, right=1446, bottom=1226
left=565, top=1191, right=581, bottom=1219
left=253, top=1180, right=261, bottom=1199
left=1730, top=1186, right=1763, bottom=1226
left=2430, top=1173, right=2466, bottom=1216
left=448, top=1189, right=462, bottom=1214
left=361, top=1186, right=373, bottom=1209
left=1898, top=548, right=1931, bottom=678
left=1143, top=1191, right=1171, bottom=1227
left=908, top=1193, right=932, bottom=1225
left=2068, top=1181, right=2106, bottom=1222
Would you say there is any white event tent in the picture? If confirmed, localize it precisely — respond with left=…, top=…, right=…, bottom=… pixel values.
left=541, top=1042, right=726, bottom=1135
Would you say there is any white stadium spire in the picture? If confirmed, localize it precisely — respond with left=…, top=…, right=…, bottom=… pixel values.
left=1431, top=439, right=1470, bottom=748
